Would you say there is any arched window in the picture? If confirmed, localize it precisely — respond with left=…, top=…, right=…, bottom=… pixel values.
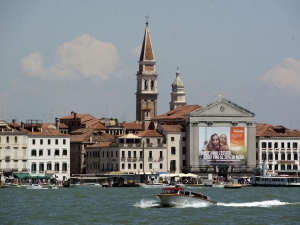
left=151, top=80, right=154, bottom=90
left=144, top=80, right=148, bottom=90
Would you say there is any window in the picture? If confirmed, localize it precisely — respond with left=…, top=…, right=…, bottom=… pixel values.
left=40, top=139, right=43, bottom=145
left=23, top=136, right=26, bottom=144
left=274, top=142, right=278, bottom=148
left=55, top=150, right=59, bottom=156
left=261, top=142, right=266, bottom=148
left=134, top=151, right=137, bottom=158
left=146, top=138, right=150, bottom=144
left=170, top=160, right=176, bottom=171
left=32, top=139, right=35, bottom=145
left=275, top=153, right=278, bottom=160
left=128, top=163, right=131, bottom=169
left=22, top=148, right=26, bottom=157
left=54, top=163, right=59, bottom=172
left=63, top=139, right=66, bottom=145
left=160, top=163, right=163, bottom=169
left=47, top=163, right=52, bottom=170
left=280, top=164, right=285, bottom=170
left=39, top=163, right=44, bottom=172
left=287, top=142, right=291, bottom=148
left=31, top=150, right=36, bottom=156
left=268, top=153, right=273, bottom=160
left=134, top=163, right=136, bottom=169
left=62, top=163, right=67, bottom=172
left=103, top=151, right=104, bottom=157
left=48, top=149, right=51, bottom=156
left=39, top=149, right=43, bottom=156
left=287, top=153, right=291, bottom=160
left=14, top=147, right=18, bottom=157
left=157, top=139, right=161, bottom=144
left=293, top=142, right=298, bottom=148
left=183, top=160, right=186, bottom=166
left=116, top=151, right=118, bottom=157
left=182, top=147, right=186, bottom=154
left=122, top=151, right=125, bottom=158
left=55, top=139, right=58, bottom=145
left=294, top=153, right=298, bottom=160
left=14, top=136, right=18, bottom=143
left=268, top=142, right=272, bottom=148
left=171, top=137, right=175, bottom=141
left=281, top=142, right=285, bottom=148
left=14, top=160, right=18, bottom=169
left=116, top=163, right=118, bottom=171
left=149, top=151, right=152, bottom=158
left=6, top=146, right=10, bottom=156
left=31, top=163, right=36, bottom=172
left=48, top=139, right=51, bottom=145
left=107, top=151, right=108, bottom=157
left=149, top=163, right=152, bottom=169
left=140, top=163, right=143, bottom=169
left=128, top=151, right=132, bottom=158
left=171, top=147, right=176, bottom=154
left=281, top=153, right=285, bottom=160
left=274, top=165, right=278, bottom=170
left=63, top=150, right=67, bottom=156
left=111, top=151, right=113, bottom=157
left=122, top=163, right=125, bottom=169
left=140, top=151, right=143, bottom=158
left=182, top=137, right=186, bottom=141
left=159, top=151, right=163, bottom=158
left=6, top=136, right=9, bottom=143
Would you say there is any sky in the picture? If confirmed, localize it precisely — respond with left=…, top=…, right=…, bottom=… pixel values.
left=0, top=0, right=300, bottom=129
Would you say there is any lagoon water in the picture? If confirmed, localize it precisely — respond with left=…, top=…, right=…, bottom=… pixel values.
left=1, top=186, right=299, bottom=225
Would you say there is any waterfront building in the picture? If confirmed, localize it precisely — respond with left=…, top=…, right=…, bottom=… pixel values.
left=69, top=128, right=114, bottom=174
left=256, top=124, right=300, bottom=172
left=185, top=96, right=256, bottom=175
left=26, top=120, right=70, bottom=181
left=0, top=119, right=28, bottom=181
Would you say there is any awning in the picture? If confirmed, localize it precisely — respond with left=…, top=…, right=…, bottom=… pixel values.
left=14, top=173, right=33, bottom=179
left=118, top=134, right=141, bottom=139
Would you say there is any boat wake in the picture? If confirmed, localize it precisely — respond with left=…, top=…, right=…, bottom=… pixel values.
left=218, top=200, right=300, bottom=208
left=134, top=199, right=161, bottom=208
left=134, top=199, right=212, bottom=208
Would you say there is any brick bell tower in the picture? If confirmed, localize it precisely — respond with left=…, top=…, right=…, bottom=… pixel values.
left=135, top=20, right=158, bottom=121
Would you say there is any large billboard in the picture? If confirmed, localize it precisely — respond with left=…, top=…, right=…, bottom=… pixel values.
left=199, top=127, right=247, bottom=166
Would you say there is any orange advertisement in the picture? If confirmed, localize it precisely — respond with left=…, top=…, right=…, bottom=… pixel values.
left=230, top=127, right=244, bottom=147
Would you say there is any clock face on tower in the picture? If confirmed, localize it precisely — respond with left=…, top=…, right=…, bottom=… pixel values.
left=220, top=106, right=225, bottom=112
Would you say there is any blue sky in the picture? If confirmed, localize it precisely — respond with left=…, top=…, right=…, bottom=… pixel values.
left=0, top=0, right=300, bottom=129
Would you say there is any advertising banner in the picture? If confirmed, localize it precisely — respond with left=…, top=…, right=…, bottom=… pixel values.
left=199, top=127, right=247, bottom=166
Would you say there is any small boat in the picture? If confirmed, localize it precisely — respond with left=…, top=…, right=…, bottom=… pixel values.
left=212, top=183, right=225, bottom=188
left=21, top=184, right=43, bottom=189
left=140, top=183, right=175, bottom=188
left=224, top=184, right=242, bottom=189
left=156, top=187, right=217, bottom=207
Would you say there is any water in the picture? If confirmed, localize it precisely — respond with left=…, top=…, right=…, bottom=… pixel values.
left=1, top=186, right=299, bottom=225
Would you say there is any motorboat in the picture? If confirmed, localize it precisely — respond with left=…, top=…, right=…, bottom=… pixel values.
left=156, top=187, right=217, bottom=207
left=140, top=183, right=175, bottom=188
left=224, top=184, right=242, bottom=189
left=250, top=159, right=300, bottom=187
left=21, top=184, right=43, bottom=189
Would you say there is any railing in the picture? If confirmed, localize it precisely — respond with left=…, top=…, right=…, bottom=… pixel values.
left=159, top=157, right=164, bottom=161
left=12, top=168, right=18, bottom=172
left=148, top=157, right=153, bottom=161
left=117, top=143, right=167, bottom=148
left=5, top=155, right=10, bottom=159
left=121, top=157, right=126, bottom=161
left=45, top=170, right=55, bottom=175
left=22, top=168, right=28, bottom=171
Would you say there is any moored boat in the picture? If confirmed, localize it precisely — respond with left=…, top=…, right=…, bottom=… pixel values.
left=250, top=159, right=300, bottom=187
left=156, top=187, right=217, bottom=207
left=224, top=184, right=242, bottom=189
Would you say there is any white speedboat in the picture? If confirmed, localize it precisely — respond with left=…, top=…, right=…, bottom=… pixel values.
left=21, top=184, right=44, bottom=189
left=140, top=183, right=175, bottom=188
left=250, top=159, right=300, bottom=187
left=156, top=187, right=217, bottom=207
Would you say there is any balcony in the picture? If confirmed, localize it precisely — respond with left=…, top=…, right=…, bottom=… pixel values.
left=148, top=157, right=153, bottom=161
left=159, top=157, right=164, bottom=161
left=132, top=157, right=137, bottom=162
left=45, top=170, right=55, bottom=175
left=12, top=168, right=19, bottom=172
left=121, top=157, right=126, bottom=161
left=127, top=157, right=132, bottom=162
left=5, top=155, right=10, bottom=160
left=22, top=168, right=28, bottom=171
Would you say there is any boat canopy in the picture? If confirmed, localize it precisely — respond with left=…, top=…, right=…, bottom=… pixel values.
left=14, top=174, right=51, bottom=179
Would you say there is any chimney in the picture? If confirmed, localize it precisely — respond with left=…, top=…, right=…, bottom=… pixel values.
left=74, top=112, right=77, bottom=130
left=71, top=111, right=74, bottom=115
left=21, top=122, right=24, bottom=128
left=12, top=119, right=16, bottom=123
left=55, top=118, right=60, bottom=131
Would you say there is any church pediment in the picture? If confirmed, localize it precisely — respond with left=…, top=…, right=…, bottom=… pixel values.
left=190, top=98, right=255, bottom=118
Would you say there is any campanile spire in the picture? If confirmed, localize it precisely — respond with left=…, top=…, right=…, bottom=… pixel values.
left=135, top=20, right=158, bottom=121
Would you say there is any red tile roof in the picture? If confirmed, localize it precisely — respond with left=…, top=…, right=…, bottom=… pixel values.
left=159, top=125, right=184, bottom=132
left=256, top=124, right=300, bottom=137
left=152, top=105, right=200, bottom=120
left=70, top=129, right=114, bottom=142
left=136, top=130, right=163, bottom=137
left=121, top=121, right=143, bottom=130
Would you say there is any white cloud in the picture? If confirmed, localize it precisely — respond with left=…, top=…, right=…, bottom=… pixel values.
left=21, top=34, right=120, bottom=81
left=260, top=57, right=300, bottom=94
